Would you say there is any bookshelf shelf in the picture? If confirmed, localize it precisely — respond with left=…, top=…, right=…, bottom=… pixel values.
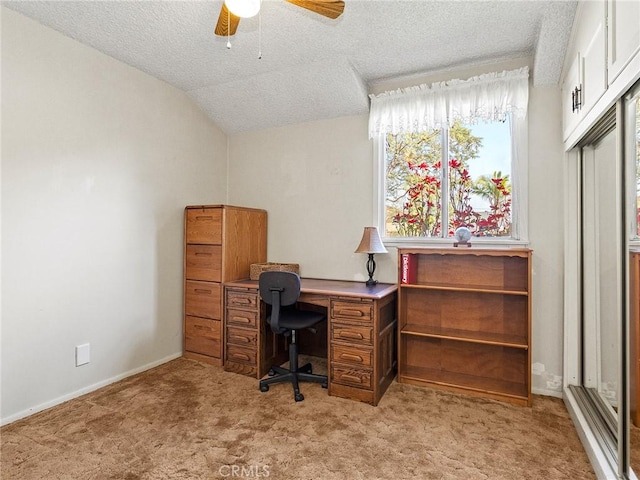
left=397, top=247, right=532, bottom=406
left=399, top=283, right=528, bottom=296
left=401, top=324, right=528, bottom=349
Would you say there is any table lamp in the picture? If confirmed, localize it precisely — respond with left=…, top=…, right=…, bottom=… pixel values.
left=354, top=227, right=388, bottom=286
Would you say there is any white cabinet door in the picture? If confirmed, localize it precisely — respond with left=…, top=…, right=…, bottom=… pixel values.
left=562, top=0, right=607, bottom=141
left=608, top=0, right=640, bottom=85
left=579, top=0, right=607, bottom=117
left=563, top=52, right=582, bottom=140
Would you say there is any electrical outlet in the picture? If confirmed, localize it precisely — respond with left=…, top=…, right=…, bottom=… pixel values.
left=76, top=343, right=90, bottom=366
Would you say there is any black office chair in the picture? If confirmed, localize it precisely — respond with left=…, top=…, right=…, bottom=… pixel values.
left=258, top=271, right=328, bottom=402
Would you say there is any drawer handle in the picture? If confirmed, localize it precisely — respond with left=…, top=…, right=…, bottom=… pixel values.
left=232, top=316, right=252, bottom=324
left=231, top=352, right=251, bottom=361
left=230, top=335, right=251, bottom=343
left=194, top=324, right=211, bottom=331
left=339, top=353, right=364, bottom=363
left=340, top=374, right=364, bottom=384
left=336, top=309, right=365, bottom=317
left=195, top=216, right=213, bottom=221
left=194, top=288, right=212, bottom=294
left=232, top=298, right=252, bottom=304
left=194, top=252, right=213, bottom=257
left=338, top=331, right=364, bottom=340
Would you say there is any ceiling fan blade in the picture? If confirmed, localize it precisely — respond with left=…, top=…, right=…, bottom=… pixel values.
left=214, top=3, right=241, bottom=36
left=285, top=0, right=345, bottom=19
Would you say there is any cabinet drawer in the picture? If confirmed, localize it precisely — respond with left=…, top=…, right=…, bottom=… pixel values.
left=227, top=290, right=259, bottom=309
left=331, top=323, right=373, bottom=346
left=227, top=326, right=258, bottom=346
left=331, top=344, right=373, bottom=367
left=185, top=245, right=222, bottom=282
left=184, top=316, right=221, bottom=357
left=186, top=208, right=222, bottom=244
left=185, top=281, right=221, bottom=320
left=226, top=344, right=257, bottom=365
left=331, top=366, right=372, bottom=390
left=331, top=300, right=372, bottom=323
left=226, top=308, right=258, bottom=328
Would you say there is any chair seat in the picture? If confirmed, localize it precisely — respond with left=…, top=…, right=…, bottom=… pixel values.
left=276, top=309, right=325, bottom=331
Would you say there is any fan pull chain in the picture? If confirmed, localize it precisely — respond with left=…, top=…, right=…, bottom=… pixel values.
left=226, top=6, right=231, bottom=49
left=258, top=2, right=262, bottom=59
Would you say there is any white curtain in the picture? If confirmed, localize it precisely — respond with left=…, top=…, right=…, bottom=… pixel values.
left=369, top=66, right=530, bottom=242
left=368, top=67, right=529, bottom=138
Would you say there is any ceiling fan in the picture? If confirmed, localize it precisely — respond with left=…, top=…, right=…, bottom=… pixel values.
left=214, top=0, right=345, bottom=36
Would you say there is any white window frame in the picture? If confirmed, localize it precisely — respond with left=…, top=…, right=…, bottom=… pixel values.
left=373, top=117, right=529, bottom=247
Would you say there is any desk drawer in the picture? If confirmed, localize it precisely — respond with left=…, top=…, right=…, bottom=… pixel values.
left=331, top=344, right=373, bottom=367
left=331, top=300, right=372, bottom=324
left=185, top=281, right=221, bottom=319
left=226, top=308, right=258, bottom=328
left=227, top=326, right=258, bottom=347
left=186, top=208, right=222, bottom=244
left=331, top=323, right=373, bottom=346
left=185, top=245, right=222, bottom=282
left=227, top=290, right=259, bottom=310
left=185, top=316, right=221, bottom=357
left=331, top=366, right=372, bottom=390
left=227, top=344, right=257, bottom=365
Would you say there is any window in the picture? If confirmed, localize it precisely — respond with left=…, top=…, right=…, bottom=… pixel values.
left=384, top=119, right=512, bottom=239
left=369, top=67, right=529, bottom=243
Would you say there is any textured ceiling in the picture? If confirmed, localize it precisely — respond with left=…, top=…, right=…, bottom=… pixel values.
left=3, top=0, right=577, bottom=134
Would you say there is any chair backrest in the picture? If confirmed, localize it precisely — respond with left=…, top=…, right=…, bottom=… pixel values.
left=259, top=271, right=301, bottom=306
left=259, top=271, right=301, bottom=334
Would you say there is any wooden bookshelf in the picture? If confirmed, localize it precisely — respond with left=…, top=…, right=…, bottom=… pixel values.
left=397, top=247, right=532, bottom=406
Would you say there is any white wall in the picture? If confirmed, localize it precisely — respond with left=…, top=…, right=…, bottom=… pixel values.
left=1, top=8, right=227, bottom=423
left=227, top=114, right=386, bottom=283
left=527, top=85, right=566, bottom=396
left=228, top=60, right=567, bottom=397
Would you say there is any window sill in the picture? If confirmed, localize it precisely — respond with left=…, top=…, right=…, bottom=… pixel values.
left=382, top=237, right=530, bottom=249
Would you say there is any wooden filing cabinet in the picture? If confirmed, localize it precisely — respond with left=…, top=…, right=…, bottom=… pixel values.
left=183, top=205, right=267, bottom=365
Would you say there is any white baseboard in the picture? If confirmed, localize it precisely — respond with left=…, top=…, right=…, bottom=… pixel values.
left=1, top=352, right=182, bottom=426
left=532, top=387, right=563, bottom=399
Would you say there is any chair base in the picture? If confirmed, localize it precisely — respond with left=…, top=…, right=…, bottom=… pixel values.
left=259, top=361, right=328, bottom=402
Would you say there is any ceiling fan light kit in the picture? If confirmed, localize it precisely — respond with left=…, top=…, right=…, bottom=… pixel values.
left=215, top=0, right=345, bottom=38
left=224, top=0, right=261, bottom=19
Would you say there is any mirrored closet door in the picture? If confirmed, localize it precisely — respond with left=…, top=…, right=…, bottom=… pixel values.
left=575, top=110, right=623, bottom=472
left=566, top=79, right=640, bottom=480
left=582, top=125, right=621, bottom=424
left=626, top=82, right=640, bottom=479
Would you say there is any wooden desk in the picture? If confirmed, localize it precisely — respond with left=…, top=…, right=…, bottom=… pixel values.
left=223, top=278, right=398, bottom=406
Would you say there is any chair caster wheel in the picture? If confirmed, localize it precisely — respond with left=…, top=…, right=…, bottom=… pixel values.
left=268, top=369, right=276, bottom=376
left=294, top=393, right=304, bottom=402
left=321, top=382, right=328, bottom=389
left=260, top=384, right=269, bottom=392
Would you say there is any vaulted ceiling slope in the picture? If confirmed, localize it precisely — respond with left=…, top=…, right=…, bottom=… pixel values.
left=4, top=1, right=577, bottom=134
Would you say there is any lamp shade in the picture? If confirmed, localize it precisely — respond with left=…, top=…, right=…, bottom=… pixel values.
left=354, top=227, right=388, bottom=254
left=224, top=0, right=261, bottom=18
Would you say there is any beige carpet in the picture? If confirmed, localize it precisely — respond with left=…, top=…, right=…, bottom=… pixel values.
left=1, top=357, right=594, bottom=480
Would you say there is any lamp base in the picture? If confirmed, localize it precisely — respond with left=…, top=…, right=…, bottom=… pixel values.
left=365, top=253, right=377, bottom=287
